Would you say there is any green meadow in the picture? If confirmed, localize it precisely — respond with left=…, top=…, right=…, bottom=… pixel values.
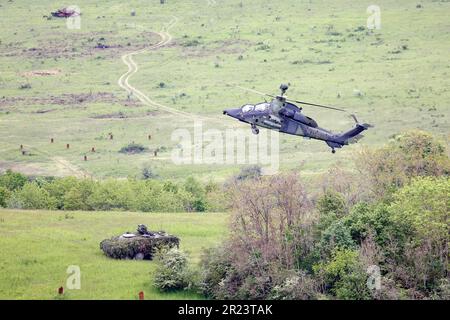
left=0, top=0, right=448, bottom=180
left=0, top=209, right=228, bottom=299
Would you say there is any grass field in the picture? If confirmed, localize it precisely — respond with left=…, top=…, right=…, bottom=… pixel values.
left=0, top=0, right=448, bottom=180
left=0, top=209, right=228, bottom=299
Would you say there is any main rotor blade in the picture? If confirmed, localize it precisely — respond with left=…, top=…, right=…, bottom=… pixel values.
left=236, top=86, right=275, bottom=98
left=287, top=99, right=348, bottom=112
left=236, top=85, right=348, bottom=113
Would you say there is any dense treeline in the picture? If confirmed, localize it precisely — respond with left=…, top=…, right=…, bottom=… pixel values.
left=0, top=172, right=227, bottom=212
left=185, top=130, right=448, bottom=300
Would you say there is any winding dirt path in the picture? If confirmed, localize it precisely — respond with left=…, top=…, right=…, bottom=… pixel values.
left=117, top=17, right=230, bottom=127
left=117, top=17, right=196, bottom=119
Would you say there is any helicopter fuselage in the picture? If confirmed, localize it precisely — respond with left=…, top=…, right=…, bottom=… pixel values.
left=223, top=101, right=343, bottom=145
left=224, top=85, right=370, bottom=153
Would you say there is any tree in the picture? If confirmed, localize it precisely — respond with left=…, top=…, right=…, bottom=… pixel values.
left=63, top=179, right=95, bottom=211
left=356, top=130, right=449, bottom=199
left=86, top=179, right=134, bottom=211
left=7, top=182, right=57, bottom=209
left=0, top=170, right=27, bottom=191
left=386, top=176, right=449, bottom=294
left=313, top=248, right=371, bottom=300
left=43, top=177, right=80, bottom=209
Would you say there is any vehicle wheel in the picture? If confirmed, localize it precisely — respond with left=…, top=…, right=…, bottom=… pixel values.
left=331, top=149, right=336, bottom=154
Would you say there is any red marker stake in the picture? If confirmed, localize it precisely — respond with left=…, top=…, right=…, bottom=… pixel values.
left=139, top=291, right=144, bottom=300
left=58, top=286, right=64, bottom=295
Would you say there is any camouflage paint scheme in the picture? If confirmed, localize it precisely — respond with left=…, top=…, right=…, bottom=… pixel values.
left=223, top=89, right=369, bottom=153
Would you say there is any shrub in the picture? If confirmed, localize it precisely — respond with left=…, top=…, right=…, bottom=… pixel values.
left=234, top=165, right=262, bottom=181
left=0, top=186, right=11, bottom=207
left=270, top=271, right=319, bottom=300
left=141, top=167, right=158, bottom=180
left=63, top=180, right=95, bottom=211
left=315, top=190, right=348, bottom=235
left=389, top=176, right=449, bottom=244
left=356, top=130, right=450, bottom=199
left=133, top=180, right=186, bottom=212
left=385, top=177, right=449, bottom=294
left=7, top=182, right=57, bottom=209
left=316, top=220, right=356, bottom=260
left=183, top=177, right=206, bottom=212
left=119, top=143, right=147, bottom=154
left=199, top=246, right=233, bottom=299
left=0, top=170, right=28, bottom=191
left=229, top=173, right=315, bottom=269
left=317, top=190, right=347, bottom=217
left=42, top=177, right=81, bottom=209
left=313, top=248, right=371, bottom=300
left=204, top=181, right=228, bottom=212
left=86, top=180, right=134, bottom=211
left=153, top=248, right=194, bottom=292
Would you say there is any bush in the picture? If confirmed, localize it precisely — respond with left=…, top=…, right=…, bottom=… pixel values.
left=0, top=186, right=11, bottom=207
left=234, top=165, right=262, bottom=181
left=315, top=190, right=348, bottom=235
left=133, top=180, right=187, bottom=212
left=199, top=245, right=234, bottom=299
left=316, top=220, right=356, bottom=260
left=86, top=179, right=134, bottom=211
left=119, top=143, right=147, bottom=154
left=183, top=177, right=206, bottom=212
left=7, top=182, right=57, bottom=209
left=313, top=248, right=371, bottom=300
left=385, top=177, right=449, bottom=294
left=204, top=181, right=228, bottom=212
left=0, top=170, right=27, bottom=191
left=153, top=248, right=194, bottom=292
left=63, top=179, right=95, bottom=211
left=42, top=177, right=81, bottom=209
left=141, top=167, right=158, bottom=180
left=343, top=202, right=392, bottom=246
left=270, top=271, right=319, bottom=300
left=357, top=130, right=450, bottom=199
left=389, top=176, right=449, bottom=244
left=317, top=190, right=347, bottom=217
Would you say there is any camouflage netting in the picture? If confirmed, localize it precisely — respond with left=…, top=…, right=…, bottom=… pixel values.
left=100, top=224, right=179, bottom=260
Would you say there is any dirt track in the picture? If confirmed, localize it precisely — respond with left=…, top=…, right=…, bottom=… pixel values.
left=117, top=17, right=196, bottom=119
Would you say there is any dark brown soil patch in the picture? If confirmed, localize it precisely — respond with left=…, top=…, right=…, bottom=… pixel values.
left=0, top=92, right=140, bottom=108
left=170, top=39, right=252, bottom=58
left=0, top=31, right=161, bottom=60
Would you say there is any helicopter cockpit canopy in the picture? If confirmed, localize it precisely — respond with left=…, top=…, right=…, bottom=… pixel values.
left=241, top=104, right=254, bottom=113
left=241, top=102, right=270, bottom=113
left=255, top=102, right=270, bottom=111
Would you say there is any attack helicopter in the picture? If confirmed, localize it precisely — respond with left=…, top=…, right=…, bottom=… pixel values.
left=223, top=84, right=371, bottom=153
